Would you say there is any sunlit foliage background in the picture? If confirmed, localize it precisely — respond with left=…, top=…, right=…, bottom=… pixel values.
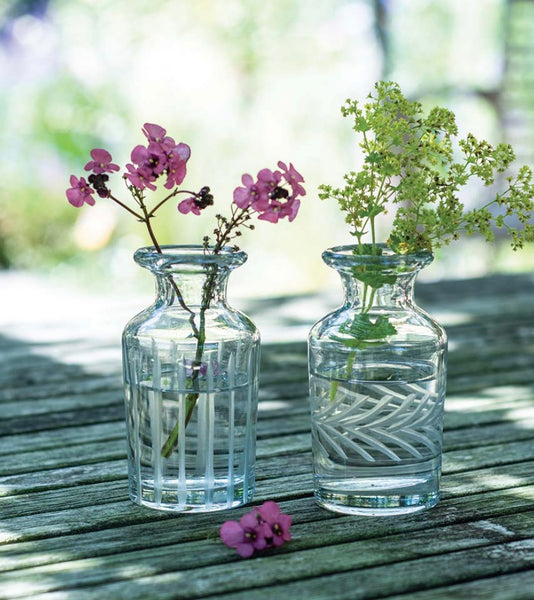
left=1, top=0, right=534, bottom=297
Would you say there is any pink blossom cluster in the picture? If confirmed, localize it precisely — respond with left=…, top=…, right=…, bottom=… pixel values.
left=220, top=501, right=292, bottom=558
left=124, top=123, right=191, bottom=191
left=66, top=149, right=118, bottom=206
left=66, top=122, right=305, bottom=231
left=233, top=162, right=305, bottom=223
left=66, top=123, right=193, bottom=209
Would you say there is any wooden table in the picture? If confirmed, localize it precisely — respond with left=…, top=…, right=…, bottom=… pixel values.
left=2, top=271, right=534, bottom=599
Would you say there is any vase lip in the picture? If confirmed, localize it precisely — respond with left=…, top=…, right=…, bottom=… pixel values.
left=134, top=244, right=248, bottom=272
left=323, top=243, right=433, bottom=269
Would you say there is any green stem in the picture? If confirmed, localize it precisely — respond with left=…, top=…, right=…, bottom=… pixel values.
left=329, top=276, right=376, bottom=403
left=160, top=207, right=251, bottom=457
left=147, top=189, right=199, bottom=218
left=328, top=347, right=356, bottom=403
left=108, top=194, right=143, bottom=220
left=160, top=269, right=215, bottom=458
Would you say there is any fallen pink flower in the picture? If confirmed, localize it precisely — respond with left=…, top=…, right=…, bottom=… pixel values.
left=258, top=500, right=292, bottom=547
left=220, top=510, right=270, bottom=558
left=220, top=501, right=292, bottom=558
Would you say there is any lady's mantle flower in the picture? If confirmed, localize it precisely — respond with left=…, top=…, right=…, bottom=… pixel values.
left=220, top=501, right=292, bottom=558
left=66, top=175, right=95, bottom=207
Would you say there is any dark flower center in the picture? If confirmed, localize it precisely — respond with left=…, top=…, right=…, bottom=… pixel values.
left=196, top=186, right=214, bottom=209
left=269, top=186, right=289, bottom=200
left=88, top=173, right=110, bottom=198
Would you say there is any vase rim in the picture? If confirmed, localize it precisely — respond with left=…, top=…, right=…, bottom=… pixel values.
left=323, top=243, right=433, bottom=269
left=134, top=245, right=248, bottom=272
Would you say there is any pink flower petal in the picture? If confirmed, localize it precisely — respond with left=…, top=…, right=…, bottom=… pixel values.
left=130, top=145, right=148, bottom=165
left=220, top=521, right=245, bottom=548
left=173, top=142, right=191, bottom=161
left=241, top=174, right=255, bottom=185
left=240, top=510, right=260, bottom=529
left=236, top=543, right=255, bottom=558
left=258, top=501, right=281, bottom=522
left=257, top=210, right=279, bottom=223
left=142, top=123, right=167, bottom=141
left=90, top=148, right=113, bottom=163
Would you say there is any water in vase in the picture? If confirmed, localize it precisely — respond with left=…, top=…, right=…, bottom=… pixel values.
left=125, top=372, right=257, bottom=512
left=310, top=360, right=445, bottom=515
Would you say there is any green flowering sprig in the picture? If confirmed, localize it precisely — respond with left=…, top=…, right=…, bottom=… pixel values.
left=319, top=81, right=534, bottom=369
left=319, top=80, right=534, bottom=254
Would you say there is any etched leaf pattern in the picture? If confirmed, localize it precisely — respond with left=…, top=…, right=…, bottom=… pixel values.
left=312, top=379, right=443, bottom=463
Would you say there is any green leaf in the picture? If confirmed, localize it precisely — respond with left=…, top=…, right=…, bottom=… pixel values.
left=333, top=313, right=397, bottom=349
left=352, top=266, right=397, bottom=289
left=355, top=116, right=370, bottom=132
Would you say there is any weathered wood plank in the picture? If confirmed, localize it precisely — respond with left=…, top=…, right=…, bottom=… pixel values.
left=10, top=522, right=534, bottom=600
left=1, top=454, right=534, bottom=526
left=1, top=273, right=534, bottom=599
left=2, top=485, right=534, bottom=578
left=387, top=570, right=534, bottom=599
left=1, top=465, right=534, bottom=548
left=0, top=374, right=121, bottom=404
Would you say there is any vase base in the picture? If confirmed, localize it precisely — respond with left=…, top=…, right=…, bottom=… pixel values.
left=314, top=471, right=440, bottom=516
left=129, top=477, right=255, bottom=512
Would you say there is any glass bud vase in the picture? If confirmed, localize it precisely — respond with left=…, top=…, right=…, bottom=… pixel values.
left=308, top=244, right=447, bottom=516
left=122, top=245, right=260, bottom=512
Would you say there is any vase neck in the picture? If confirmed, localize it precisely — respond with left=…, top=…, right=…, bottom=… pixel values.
left=339, top=270, right=418, bottom=310
left=323, top=244, right=432, bottom=310
left=134, top=245, right=247, bottom=310
left=155, top=267, right=230, bottom=309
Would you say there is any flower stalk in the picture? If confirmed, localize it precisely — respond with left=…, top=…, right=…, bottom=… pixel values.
left=319, top=81, right=534, bottom=402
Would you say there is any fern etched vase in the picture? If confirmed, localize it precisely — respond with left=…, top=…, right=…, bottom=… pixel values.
left=308, top=244, right=447, bottom=515
left=122, top=245, right=260, bottom=512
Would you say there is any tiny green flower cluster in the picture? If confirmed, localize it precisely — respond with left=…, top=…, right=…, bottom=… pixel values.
left=319, top=81, right=534, bottom=254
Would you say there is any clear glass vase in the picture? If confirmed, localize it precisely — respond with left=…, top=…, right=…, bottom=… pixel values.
left=122, top=245, right=260, bottom=512
left=308, top=244, right=447, bottom=516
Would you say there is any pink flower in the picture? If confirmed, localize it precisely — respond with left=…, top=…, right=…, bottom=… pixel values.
left=124, top=163, right=157, bottom=191
left=66, top=175, right=95, bottom=207
left=84, top=149, right=120, bottom=174
left=142, top=123, right=167, bottom=143
left=258, top=501, right=292, bottom=546
left=258, top=196, right=301, bottom=224
left=256, top=168, right=282, bottom=208
left=177, top=197, right=201, bottom=215
left=130, top=144, right=167, bottom=176
left=184, top=359, right=220, bottom=377
left=164, top=142, right=191, bottom=189
left=220, top=501, right=292, bottom=558
left=278, top=161, right=306, bottom=197
left=145, top=142, right=169, bottom=175
left=220, top=510, right=270, bottom=558
left=233, top=169, right=280, bottom=212
left=233, top=174, right=261, bottom=209
left=233, top=163, right=304, bottom=223
left=143, top=123, right=179, bottom=159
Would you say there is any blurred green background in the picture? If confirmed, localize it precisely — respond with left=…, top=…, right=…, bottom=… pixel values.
left=2, top=0, right=534, bottom=299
